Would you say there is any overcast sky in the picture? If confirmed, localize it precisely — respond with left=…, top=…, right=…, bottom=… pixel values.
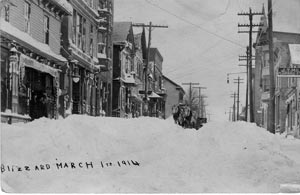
left=114, top=0, right=300, bottom=121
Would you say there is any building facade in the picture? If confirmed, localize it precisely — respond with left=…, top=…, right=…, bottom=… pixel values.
left=163, top=75, right=185, bottom=118
left=0, top=0, right=72, bottom=123
left=61, top=0, right=114, bottom=117
left=148, top=48, right=166, bottom=118
left=112, top=21, right=136, bottom=117
left=254, top=30, right=300, bottom=135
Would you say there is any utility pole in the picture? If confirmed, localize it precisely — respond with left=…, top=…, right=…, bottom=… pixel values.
left=238, top=8, right=264, bottom=122
left=229, top=107, right=232, bottom=121
left=234, top=77, right=244, bottom=121
left=182, top=82, right=200, bottom=107
left=225, top=107, right=233, bottom=121
left=268, top=0, right=275, bottom=134
left=230, top=92, right=237, bottom=121
left=193, top=86, right=207, bottom=117
left=238, top=47, right=252, bottom=121
left=132, top=22, right=168, bottom=116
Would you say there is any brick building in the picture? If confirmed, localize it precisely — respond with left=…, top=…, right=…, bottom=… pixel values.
left=0, top=0, right=72, bottom=123
left=254, top=22, right=300, bottom=133
left=148, top=48, right=166, bottom=118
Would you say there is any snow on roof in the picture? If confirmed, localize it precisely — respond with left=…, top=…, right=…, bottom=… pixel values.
left=289, top=44, right=300, bottom=65
left=148, top=91, right=161, bottom=98
left=0, top=19, right=67, bottom=62
left=123, top=73, right=136, bottom=84
left=53, top=0, right=73, bottom=15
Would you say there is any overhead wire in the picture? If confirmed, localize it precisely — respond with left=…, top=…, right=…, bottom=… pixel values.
left=144, top=0, right=245, bottom=48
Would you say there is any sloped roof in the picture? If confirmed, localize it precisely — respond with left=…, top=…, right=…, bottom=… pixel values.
left=149, top=48, right=163, bottom=62
left=113, top=22, right=132, bottom=42
left=163, top=75, right=185, bottom=94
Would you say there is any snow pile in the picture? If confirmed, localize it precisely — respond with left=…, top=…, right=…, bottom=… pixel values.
left=1, top=116, right=300, bottom=193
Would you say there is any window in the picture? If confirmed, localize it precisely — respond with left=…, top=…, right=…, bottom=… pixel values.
left=82, top=18, right=86, bottom=52
left=44, top=15, right=50, bottom=44
left=24, top=2, right=31, bottom=33
left=4, top=4, right=9, bottom=22
left=89, top=25, right=94, bottom=56
left=263, top=76, right=270, bottom=92
left=98, top=0, right=104, bottom=9
left=264, top=53, right=269, bottom=67
left=89, top=38, right=94, bottom=57
left=77, top=13, right=82, bottom=49
left=72, top=10, right=77, bottom=44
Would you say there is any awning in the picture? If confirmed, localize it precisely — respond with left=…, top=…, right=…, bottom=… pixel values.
left=19, top=54, right=60, bottom=78
left=148, top=92, right=162, bottom=99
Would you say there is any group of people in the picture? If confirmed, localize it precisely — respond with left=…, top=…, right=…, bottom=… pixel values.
left=172, top=104, right=198, bottom=129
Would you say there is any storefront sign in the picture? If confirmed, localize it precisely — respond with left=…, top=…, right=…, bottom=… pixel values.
left=19, top=54, right=59, bottom=78
left=278, top=67, right=300, bottom=77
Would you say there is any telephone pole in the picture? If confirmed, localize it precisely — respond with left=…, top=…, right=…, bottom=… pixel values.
left=230, top=92, right=237, bottom=121
left=182, top=82, right=200, bottom=107
left=193, top=86, right=207, bottom=117
left=225, top=107, right=233, bottom=121
left=238, top=47, right=253, bottom=121
left=268, top=0, right=275, bottom=134
left=132, top=22, right=168, bottom=115
left=234, top=77, right=244, bottom=121
left=238, top=7, right=264, bottom=122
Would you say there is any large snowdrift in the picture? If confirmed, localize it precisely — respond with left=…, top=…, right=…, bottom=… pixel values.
left=1, top=116, right=300, bottom=193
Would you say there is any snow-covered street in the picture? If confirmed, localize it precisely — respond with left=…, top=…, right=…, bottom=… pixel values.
left=1, top=116, right=300, bottom=193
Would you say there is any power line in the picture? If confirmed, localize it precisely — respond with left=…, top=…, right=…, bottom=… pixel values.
left=144, top=0, right=245, bottom=48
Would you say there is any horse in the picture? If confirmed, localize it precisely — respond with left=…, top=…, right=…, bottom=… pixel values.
left=172, top=105, right=180, bottom=124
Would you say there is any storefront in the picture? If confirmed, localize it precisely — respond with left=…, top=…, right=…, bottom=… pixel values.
left=1, top=49, right=61, bottom=123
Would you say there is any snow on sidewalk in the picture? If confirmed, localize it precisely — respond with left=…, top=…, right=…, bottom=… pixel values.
left=1, top=115, right=300, bottom=193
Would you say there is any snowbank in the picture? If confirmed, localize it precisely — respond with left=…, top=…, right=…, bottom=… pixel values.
left=1, top=116, right=300, bottom=193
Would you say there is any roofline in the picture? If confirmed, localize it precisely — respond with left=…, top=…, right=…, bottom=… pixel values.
left=150, top=48, right=163, bottom=62
left=163, top=75, right=185, bottom=94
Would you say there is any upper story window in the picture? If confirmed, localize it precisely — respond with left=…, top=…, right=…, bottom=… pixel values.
left=72, top=10, right=77, bottom=44
left=44, top=15, right=50, bottom=44
left=264, top=52, right=269, bottom=67
left=82, top=18, right=86, bottom=52
left=89, top=25, right=94, bottom=57
left=98, top=0, right=106, bottom=9
left=77, top=14, right=82, bottom=49
left=4, top=4, right=9, bottom=22
left=24, top=2, right=31, bottom=33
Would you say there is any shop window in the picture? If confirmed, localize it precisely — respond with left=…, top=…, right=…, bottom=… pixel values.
left=1, top=48, right=9, bottom=112
left=24, top=2, right=31, bottom=33
left=44, top=15, right=50, bottom=45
